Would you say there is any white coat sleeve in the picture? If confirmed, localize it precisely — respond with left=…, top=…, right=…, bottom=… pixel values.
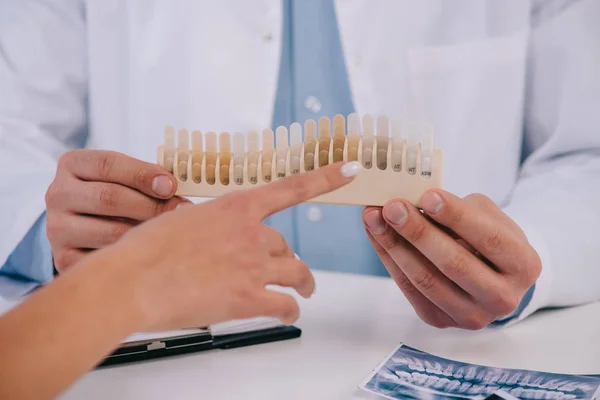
left=0, top=0, right=88, bottom=267
left=499, top=0, right=600, bottom=324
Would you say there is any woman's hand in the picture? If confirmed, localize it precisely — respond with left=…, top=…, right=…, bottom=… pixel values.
left=100, top=160, right=362, bottom=331
left=0, top=161, right=360, bottom=400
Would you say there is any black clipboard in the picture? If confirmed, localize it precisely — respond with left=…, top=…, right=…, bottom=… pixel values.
left=97, top=325, right=302, bottom=368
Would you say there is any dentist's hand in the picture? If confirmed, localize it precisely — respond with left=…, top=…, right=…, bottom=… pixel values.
left=45, top=150, right=190, bottom=272
left=112, top=161, right=361, bottom=330
left=363, top=190, right=541, bottom=330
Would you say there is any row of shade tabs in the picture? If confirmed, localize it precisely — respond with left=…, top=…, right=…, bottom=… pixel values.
left=161, top=113, right=436, bottom=185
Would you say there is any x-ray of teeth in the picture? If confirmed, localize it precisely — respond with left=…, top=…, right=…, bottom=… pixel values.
left=360, top=345, right=600, bottom=400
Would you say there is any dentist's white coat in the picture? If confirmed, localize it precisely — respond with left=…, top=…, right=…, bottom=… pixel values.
left=1, top=0, right=599, bottom=322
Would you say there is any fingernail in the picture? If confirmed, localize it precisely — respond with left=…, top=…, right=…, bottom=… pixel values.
left=152, top=175, right=173, bottom=197
left=384, top=202, right=408, bottom=225
left=421, top=192, right=444, bottom=214
left=364, top=210, right=387, bottom=234
left=340, top=161, right=361, bottom=178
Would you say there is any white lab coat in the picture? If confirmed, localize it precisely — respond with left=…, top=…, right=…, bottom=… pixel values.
left=1, top=0, right=599, bottom=323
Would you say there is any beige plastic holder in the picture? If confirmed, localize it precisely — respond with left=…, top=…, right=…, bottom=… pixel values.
left=157, top=113, right=443, bottom=207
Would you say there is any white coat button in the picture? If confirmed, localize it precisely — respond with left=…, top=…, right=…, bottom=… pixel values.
left=262, top=31, right=273, bottom=41
left=306, top=206, right=322, bottom=222
left=304, top=96, right=322, bottom=113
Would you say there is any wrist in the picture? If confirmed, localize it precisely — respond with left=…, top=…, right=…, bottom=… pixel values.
left=87, top=242, right=153, bottom=333
left=103, top=237, right=164, bottom=332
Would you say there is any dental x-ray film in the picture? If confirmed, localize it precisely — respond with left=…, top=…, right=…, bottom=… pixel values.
left=360, top=344, right=600, bottom=400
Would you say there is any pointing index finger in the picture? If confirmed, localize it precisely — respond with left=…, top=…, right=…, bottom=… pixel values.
left=247, top=161, right=361, bottom=219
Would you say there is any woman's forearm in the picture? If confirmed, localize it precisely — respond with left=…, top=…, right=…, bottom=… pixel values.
left=0, top=245, right=145, bottom=400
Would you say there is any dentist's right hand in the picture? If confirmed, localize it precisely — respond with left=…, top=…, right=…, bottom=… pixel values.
left=45, top=149, right=190, bottom=273
left=108, top=161, right=361, bottom=331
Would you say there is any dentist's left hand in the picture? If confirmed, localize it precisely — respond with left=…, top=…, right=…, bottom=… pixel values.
left=363, top=190, right=541, bottom=330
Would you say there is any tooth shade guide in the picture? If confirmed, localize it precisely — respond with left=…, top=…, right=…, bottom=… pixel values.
left=157, top=114, right=443, bottom=207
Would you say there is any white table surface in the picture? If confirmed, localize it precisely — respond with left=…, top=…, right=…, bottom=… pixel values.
left=58, top=270, right=600, bottom=400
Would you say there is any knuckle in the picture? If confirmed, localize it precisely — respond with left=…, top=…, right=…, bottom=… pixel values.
left=459, top=314, right=490, bottom=331
left=441, top=253, right=470, bottom=279
left=413, top=270, right=437, bottom=292
left=421, top=314, right=451, bottom=329
left=96, top=152, right=115, bottom=180
left=233, top=282, right=256, bottom=303
left=245, top=260, right=264, bottom=282
left=322, top=167, right=340, bottom=189
left=487, top=287, right=520, bottom=316
left=394, top=273, right=415, bottom=293
left=53, top=250, right=73, bottom=271
left=240, top=224, right=261, bottom=246
left=107, top=223, right=129, bottom=243
left=45, top=183, right=61, bottom=208
left=376, top=232, right=398, bottom=251
left=45, top=214, right=61, bottom=243
left=274, top=231, right=291, bottom=256
left=98, top=186, right=118, bottom=209
left=57, top=151, right=76, bottom=171
left=132, top=167, right=150, bottom=190
left=291, top=178, right=312, bottom=201
left=465, top=193, right=496, bottom=211
left=294, top=262, right=312, bottom=286
left=447, top=206, right=465, bottom=226
left=523, top=249, right=542, bottom=283
left=281, top=298, right=300, bottom=321
left=478, top=227, right=503, bottom=254
left=407, top=222, right=428, bottom=244
left=464, top=193, right=486, bottom=204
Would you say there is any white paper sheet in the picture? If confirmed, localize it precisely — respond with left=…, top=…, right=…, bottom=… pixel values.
left=121, top=317, right=282, bottom=344
left=122, top=328, right=209, bottom=344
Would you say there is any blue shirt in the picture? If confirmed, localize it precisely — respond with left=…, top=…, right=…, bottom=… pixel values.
left=265, top=0, right=387, bottom=276
left=0, top=0, right=533, bottom=322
